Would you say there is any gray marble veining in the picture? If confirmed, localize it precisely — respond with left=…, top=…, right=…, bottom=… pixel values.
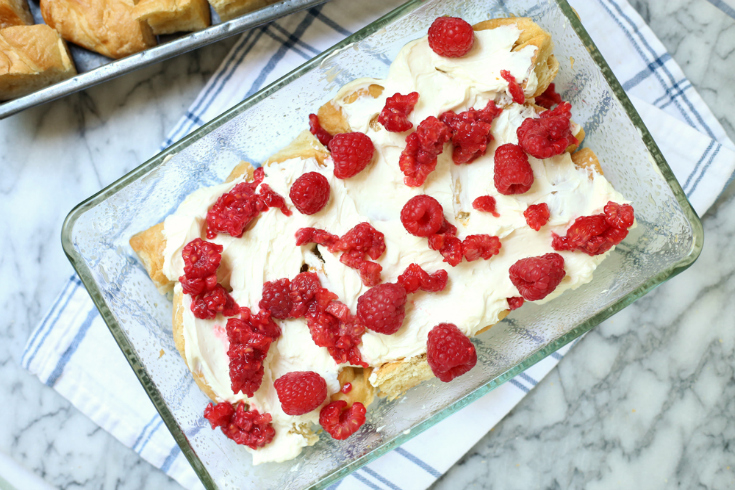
left=0, top=0, right=733, bottom=488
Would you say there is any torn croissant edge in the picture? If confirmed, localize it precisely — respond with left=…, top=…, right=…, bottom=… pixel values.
left=128, top=15, right=604, bottom=425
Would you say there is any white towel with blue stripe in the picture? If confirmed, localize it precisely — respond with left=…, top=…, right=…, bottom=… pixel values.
left=22, top=1, right=735, bottom=489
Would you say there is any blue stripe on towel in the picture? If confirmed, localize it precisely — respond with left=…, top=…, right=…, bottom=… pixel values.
left=705, top=0, right=735, bottom=19
left=621, top=53, right=671, bottom=91
left=688, top=143, right=722, bottom=195
left=132, top=414, right=162, bottom=452
left=22, top=276, right=81, bottom=368
left=160, top=445, right=181, bottom=473
left=46, top=308, right=98, bottom=386
left=683, top=141, right=715, bottom=191
left=394, top=447, right=441, bottom=478
left=351, top=472, right=382, bottom=490
left=509, top=379, right=530, bottom=393
left=360, top=467, right=402, bottom=490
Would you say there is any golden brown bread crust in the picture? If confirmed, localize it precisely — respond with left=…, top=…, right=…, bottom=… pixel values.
left=134, top=0, right=210, bottom=35
left=129, top=222, right=174, bottom=294
left=0, top=0, right=32, bottom=28
left=472, top=17, right=557, bottom=98
left=571, top=147, right=603, bottom=176
left=207, top=0, right=278, bottom=22
left=0, top=24, right=77, bottom=101
left=41, top=0, right=156, bottom=59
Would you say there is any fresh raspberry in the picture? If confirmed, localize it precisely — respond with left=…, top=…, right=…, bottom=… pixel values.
left=500, top=70, right=525, bottom=104
left=319, top=401, right=366, bottom=440
left=333, top=222, right=386, bottom=260
left=399, top=116, right=451, bottom=187
left=509, top=253, right=566, bottom=301
left=206, top=176, right=264, bottom=239
left=290, top=172, right=330, bottom=215
left=437, top=218, right=457, bottom=236
left=289, top=271, right=320, bottom=318
left=341, top=383, right=352, bottom=394
left=517, top=102, right=578, bottom=159
left=401, top=195, right=445, bottom=237
left=259, top=278, right=292, bottom=319
left=428, top=17, right=474, bottom=58
left=507, top=296, right=525, bottom=310
left=428, top=234, right=463, bottom=267
left=552, top=202, right=634, bottom=256
left=190, top=285, right=239, bottom=319
left=604, top=202, right=635, bottom=229
left=378, top=92, right=419, bottom=132
left=524, top=203, right=551, bottom=231
left=462, top=234, right=501, bottom=261
left=182, top=239, right=223, bottom=279
left=179, top=274, right=218, bottom=296
left=259, top=183, right=292, bottom=217
left=295, top=227, right=339, bottom=248
left=274, top=371, right=328, bottom=416
left=356, top=283, right=407, bottom=335
left=440, top=100, right=502, bottom=164
left=227, top=308, right=280, bottom=396
left=494, top=143, right=534, bottom=195
left=309, top=113, right=333, bottom=146
left=472, top=195, right=500, bottom=217
left=397, top=263, right=448, bottom=293
left=204, top=402, right=275, bottom=450
left=329, top=132, right=375, bottom=179
left=535, top=83, right=563, bottom=110
left=426, top=323, right=477, bottom=382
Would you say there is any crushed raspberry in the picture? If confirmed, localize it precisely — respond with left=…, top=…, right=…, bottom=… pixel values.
left=190, top=285, right=239, bottom=319
left=440, top=100, right=503, bottom=164
left=428, top=16, right=474, bottom=58
left=298, top=223, right=385, bottom=287
left=378, top=92, right=419, bottom=132
left=259, top=183, right=291, bottom=217
left=295, top=227, right=339, bottom=249
left=507, top=296, right=525, bottom=310
left=206, top=173, right=264, bottom=239
left=182, top=239, right=222, bottom=279
left=289, top=271, right=320, bottom=318
left=494, top=143, right=534, bottom=195
left=206, top=168, right=291, bottom=239
left=509, top=253, right=566, bottom=301
left=356, top=283, right=407, bottom=335
left=290, top=172, right=330, bottom=215
left=517, top=102, right=578, bottom=159
left=604, top=202, right=635, bottom=229
left=179, top=274, right=218, bottom=296
left=426, top=323, right=477, bottom=382
left=204, top=402, right=275, bottom=450
left=428, top=233, right=463, bottom=267
left=319, top=401, right=366, bottom=440
left=472, top=195, right=500, bottom=217
left=552, top=202, right=634, bottom=256
left=227, top=308, right=281, bottom=396
left=259, top=278, right=292, bottom=320
left=274, top=371, right=328, bottom=416
left=524, top=203, right=551, bottom=231
left=309, top=113, right=333, bottom=146
left=401, top=195, right=445, bottom=237
left=500, top=70, right=525, bottom=104
left=397, top=263, right=448, bottom=293
left=535, top=83, right=563, bottom=110
left=399, top=116, right=451, bottom=187
left=462, top=234, right=501, bottom=261
left=328, top=132, right=375, bottom=179
left=341, top=382, right=352, bottom=394
left=333, top=222, right=386, bottom=260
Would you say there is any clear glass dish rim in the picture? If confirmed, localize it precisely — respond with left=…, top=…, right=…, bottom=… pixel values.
left=60, top=1, right=704, bottom=488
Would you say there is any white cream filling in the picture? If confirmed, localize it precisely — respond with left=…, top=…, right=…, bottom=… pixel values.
left=161, top=25, right=629, bottom=464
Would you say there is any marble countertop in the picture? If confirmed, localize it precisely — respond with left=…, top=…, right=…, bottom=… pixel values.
left=1, top=0, right=734, bottom=488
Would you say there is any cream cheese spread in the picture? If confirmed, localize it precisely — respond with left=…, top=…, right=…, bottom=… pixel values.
left=160, top=25, right=628, bottom=463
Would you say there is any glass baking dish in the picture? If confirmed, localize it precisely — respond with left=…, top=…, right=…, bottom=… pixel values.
left=61, top=0, right=704, bottom=488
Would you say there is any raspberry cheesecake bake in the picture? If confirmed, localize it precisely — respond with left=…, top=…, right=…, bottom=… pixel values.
left=130, top=15, right=635, bottom=464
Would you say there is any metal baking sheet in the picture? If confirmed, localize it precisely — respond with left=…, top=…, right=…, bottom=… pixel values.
left=1, top=0, right=330, bottom=120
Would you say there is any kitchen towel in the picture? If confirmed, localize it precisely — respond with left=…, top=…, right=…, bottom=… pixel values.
left=21, top=0, right=735, bottom=489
